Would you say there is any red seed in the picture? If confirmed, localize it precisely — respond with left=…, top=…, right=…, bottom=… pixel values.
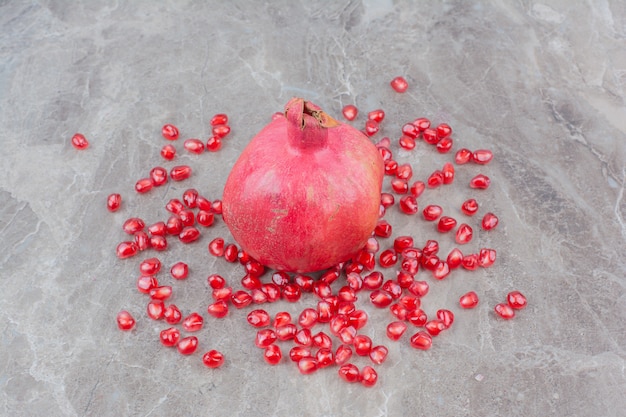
left=410, top=331, right=433, bottom=350
left=206, top=135, right=222, bottom=152
left=461, top=198, right=479, bottom=216
left=413, top=117, right=430, bottom=132
left=275, top=324, right=297, bottom=341
left=399, top=135, right=416, bottom=150
left=150, top=166, right=168, bottom=186
left=338, top=364, right=361, bottom=383
left=160, top=144, right=176, bottom=160
left=255, top=329, right=277, bottom=348
left=197, top=210, right=215, bottom=227
left=482, top=212, right=499, bottom=230
left=116, top=241, right=138, bottom=259
left=182, top=312, right=204, bottom=332
left=425, top=319, right=447, bottom=336
left=455, top=223, right=473, bottom=244
left=312, top=331, right=333, bottom=350
left=337, top=326, right=357, bottom=345
left=370, top=290, right=393, bottom=308
left=139, top=257, right=161, bottom=275
left=362, top=271, right=384, bottom=290
left=410, top=180, right=425, bottom=197
left=436, top=123, right=452, bottom=139
left=447, top=248, right=464, bottom=269
left=396, top=163, right=413, bottom=180
left=462, top=253, right=479, bottom=270
left=442, top=162, right=455, bottom=184
left=422, top=128, right=439, bottom=144
left=353, top=335, right=372, bottom=356
left=384, top=159, right=398, bottom=176
left=146, top=300, right=165, bottom=320
left=360, top=366, right=378, bottom=387
left=170, top=261, right=188, bottom=280
left=297, top=357, right=319, bottom=375
left=134, top=178, right=153, bottom=194
left=134, top=231, right=150, bottom=251
left=364, top=119, right=379, bottom=136
left=294, top=328, right=313, bottom=347
left=507, top=291, right=528, bottom=309
left=149, top=285, right=172, bottom=301
left=223, top=244, right=238, bottom=262
left=470, top=174, right=490, bottom=189
left=455, top=148, right=473, bottom=164
left=437, top=216, right=457, bottom=232
left=179, top=226, right=200, bottom=243
left=407, top=309, right=428, bottom=327
left=408, top=280, right=429, bottom=297
left=472, top=149, right=493, bottom=164
left=298, top=308, right=318, bottom=329
left=386, top=321, right=408, bottom=341
left=401, top=123, right=420, bottom=139
left=116, top=310, right=135, bottom=331
left=494, top=303, right=515, bottom=319
left=170, top=165, right=192, bottom=181
left=391, top=178, right=409, bottom=194
left=210, top=113, right=228, bottom=126
left=427, top=170, right=444, bottom=188
left=342, top=104, right=358, bottom=121
left=136, top=275, right=158, bottom=294
left=432, top=260, right=450, bottom=280
left=334, top=345, right=353, bottom=365
left=422, top=205, right=443, bottom=221
left=202, top=350, right=225, bottom=368
left=459, top=291, right=479, bottom=309
left=399, top=295, right=420, bottom=311
left=231, top=290, right=253, bottom=309
left=106, top=193, right=121, bottom=212
left=436, top=138, right=453, bottom=153
left=393, top=236, right=414, bottom=252
left=261, top=283, right=281, bottom=303
left=349, top=309, right=368, bottom=330
left=379, top=249, right=398, bottom=268
left=399, top=195, right=418, bottom=215
left=207, top=300, right=229, bottom=318
left=208, top=237, right=225, bottom=256
left=212, top=124, right=231, bottom=138
left=177, top=336, right=199, bottom=355
left=263, top=344, right=282, bottom=365
left=374, top=220, right=392, bottom=238
left=71, top=133, right=89, bottom=149
left=123, top=217, right=145, bottom=234
left=368, top=109, right=385, bottom=123
left=478, top=248, right=497, bottom=267
left=164, top=304, right=182, bottom=324
left=390, top=76, right=408, bottom=93
left=184, top=138, right=205, bottom=154
left=162, top=124, right=179, bottom=140
left=160, top=327, right=180, bottom=347
left=437, top=309, right=454, bottom=328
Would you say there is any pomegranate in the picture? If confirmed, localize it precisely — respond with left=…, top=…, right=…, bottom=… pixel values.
left=222, top=98, right=384, bottom=272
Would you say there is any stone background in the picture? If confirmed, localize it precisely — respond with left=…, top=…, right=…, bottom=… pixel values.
left=1, top=1, right=624, bottom=416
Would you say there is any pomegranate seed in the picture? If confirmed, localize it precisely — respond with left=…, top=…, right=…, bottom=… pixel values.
left=150, top=285, right=172, bottom=300
left=367, top=109, right=385, bottom=123
left=456, top=223, right=473, bottom=244
left=338, top=364, right=361, bottom=383
left=106, top=193, right=121, bottom=212
left=315, top=349, right=334, bottom=368
left=455, top=148, right=473, bottom=164
left=337, top=326, right=357, bottom=345
left=162, top=124, right=179, bottom=140
left=507, top=291, right=528, bottom=309
left=390, top=76, right=408, bottom=93
left=165, top=199, right=184, bottom=214
left=437, top=309, right=454, bottom=328
left=179, top=226, right=200, bottom=243
left=345, top=273, right=363, bottom=293
left=255, top=329, right=277, bottom=348
left=195, top=210, right=214, bottom=227
left=364, top=119, right=379, bottom=136
left=395, top=163, right=413, bottom=180
left=382, top=280, right=402, bottom=299
left=437, top=216, right=457, bottom=232
left=264, top=344, right=282, bottom=365
left=402, top=247, right=422, bottom=260
left=436, top=138, right=453, bottom=153
left=442, top=162, right=455, bottom=184
left=349, top=309, right=368, bottom=330
left=360, top=366, right=378, bottom=387
left=374, top=220, right=392, bottom=238
left=139, top=257, right=161, bottom=275
left=241, top=274, right=262, bottom=290
left=262, top=283, right=281, bottom=303
left=470, top=174, right=490, bottom=189
left=399, top=195, right=418, bottom=215
left=271, top=271, right=290, bottom=287
left=478, top=248, right=497, bottom=267
left=169, top=261, right=188, bottom=280
left=334, top=345, right=353, bottom=365
left=436, top=123, right=452, bottom=139
left=116, top=241, right=138, bottom=259
left=401, top=123, right=419, bottom=139
left=422, top=205, right=443, bottom=221
left=134, top=231, right=150, bottom=251
left=461, top=198, right=479, bottom=216
left=292, top=274, right=313, bottom=292
left=363, top=271, right=384, bottom=290
left=410, top=181, right=425, bottom=197
left=71, top=133, right=89, bottom=149
left=422, top=128, right=439, bottom=144
left=432, top=261, right=450, bottom=280
left=422, top=255, right=439, bottom=271
left=212, top=286, right=233, bottom=301
left=231, top=290, right=253, bottom=309
left=494, top=303, right=515, bottom=319
left=427, top=170, right=444, bottom=188
left=370, top=290, right=393, bottom=308
left=135, top=178, right=153, bottom=194
left=397, top=270, right=415, bottom=287
left=150, top=167, right=168, bottom=186
left=337, top=286, right=357, bottom=303
left=342, top=104, right=358, bottom=121
left=146, top=222, right=165, bottom=236
left=146, top=300, right=165, bottom=320
left=391, top=178, right=409, bottom=194
left=251, top=289, right=268, bottom=304
left=160, top=327, right=180, bottom=347
left=208, top=237, right=225, bottom=256
left=223, top=244, right=238, bottom=262
left=177, top=336, right=198, bottom=355
left=379, top=249, right=398, bottom=268
left=297, top=357, right=319, bottom=375
left=353, top=335, right=372, bottom=356
left=390, top=303, right=408, bottom=320
left=384, top=159, right=398, bottom=176
left=202, top=350, right=225, bottom=368
left=165, top=216, right=182, bottom=235
left=164, top=304, right=182, bottom=324
left=289, top=346, right=312, bottom=362
left=482, top=212, right=499, bottom=230
left=399, top=295, right=420, bottom=311
left=399, top=135, right=416, bottom=150
left=462, top=253, right=479, bottom=270
left=206, top=136, right=222, bottom=152
left=210, top=113, right=228, bottom=126
left=294, top=328, right=313, bottom=347
left=459, top=291, right=479, bottom=309
left=182, top=312, right=204, bottom=332
left=312, top=331, right=333, bottom=350
left=160, top=144, right=176, bottom=160
left=378, top=145, right=393, bottom=161
left=386, top=321, right=407, bottom=341
left=245, top=259, right=264, bottom=276
left=407, top=309, right=428, bottom=327
left=275, top=324, right=297, bottom=341
left=212, top=124, right=231, bottom=138
left=116, top=310, right=135, bottom=331
left=356, top=251, right=376, bottom=271
left=136, top=275, right=158, bottom=294
left=413, top=117, right=430, bottom=132
left=298, top=308, right=318, bottom=329
left=472, top=149, right=493, bottom=164
left=170, top=165, right=192, bottom=181
left=123, top=217, right=145, bottom=234
left=207, top=274, right=226, bottom=289
left=408, top=280, right=429, bottom=297
left=329, top=314, right=349, bottom=335
left=447, top=248, right=464, bottom=269
left=207, top=300, right=229, bottom=318
left=274, top=312, right=292, bottom=328
left=393, top=236, right=413, bottom=252
left=410, top=331, right=433, bottom=350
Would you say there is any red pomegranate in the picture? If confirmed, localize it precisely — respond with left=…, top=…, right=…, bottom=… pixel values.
left=222, top=98, right=384, bottom=273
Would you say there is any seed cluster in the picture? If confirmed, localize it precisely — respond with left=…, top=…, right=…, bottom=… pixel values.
left=85, top=77, right=529, bottom=387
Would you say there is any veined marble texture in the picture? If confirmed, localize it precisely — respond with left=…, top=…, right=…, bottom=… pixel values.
left=0, top=1, right=624, bottom=416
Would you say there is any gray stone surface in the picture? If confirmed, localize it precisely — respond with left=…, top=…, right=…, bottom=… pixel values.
left=1, top=1, right=625, bottom=416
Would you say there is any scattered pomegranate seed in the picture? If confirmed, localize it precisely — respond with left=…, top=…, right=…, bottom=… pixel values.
left=183, top=138, right=204, bottom=154
left=162, top=124, right=179, bottom=140
left=399, top=195, right=418, bottom=214
left=150, top=285, right=172, bottom=300
left=202, top=350, right=225, bottom=368
left=472, top=149, right=493, bottom=164
left=370, top=290, right=393, bottom=308
left=338, top=363, right=361, bottom=383
left=447, top=248, right=464, bottom=268
left=427, top=170, right=444, bottom=188
left=436, top=138, right=453, bottom=153
left=212, top=124, right=231, bottom=138
left=390, top=76, right=408, bottom=93
left=160, top=328, right=180, bottom=347
left=342, top=104, right=358, bottom=121
left=386, top=321, right=408, bottom=341
left=223, top=244, right=238, bottom=262
left=507, top=291, right=528, bottom=309
left=374, top=220, right=392, bottom=238
left=391, top=178, right=409, bottom=194
left=369, top=345, right=388, bottom=365
left=461, top=199, right=479, bottom=216
left=134, top=178, right=153, bottom=194
left=116, top=241, right=138, bottom=259
left=455, top=148, right=472, bottom=164
left=462, top=253, right=479, bottom=270
left=353, top=335, right=373, bottom=356
left=437, top=216, right=457, bottom=232
left=368, top=109, right=385, bottom=123
left=422, top=128, right=439, bottom=144
left=179, top=226, right=200, bottom=243
left=146, top=300, right=165, bottom=320
left=137, top=275, right=158, bottom=294
left=297, top=357, right=319, bottom=375
left=160, top=144, right=176, bottom=160
left=478, top=248, right=497, bottom=267
left=169, top=262, right=188, bottom=280
left=206, top=136, right=222, bottom=152
left=150, top=167, right=168, bottom=186
left=437, top=309, right=454, bottom=328
left=442, top=162, right=455, bottom=184
left=207, top=300, right=229, bottom=318
left=422, top=205, right=443, bottom=221
left=170, top=165, right=192, bottom=181
left=264, top=344, right=282, bottom=365
left=71, top=133, right=89, bottom=149
left=408, top=280, right=429, bottom=297
left=482, top=212, right=499, bottom=230
left=164, top=304, right=182, bottom=324
left=407, top=309, right=428, bottom=327
left=177, top=336, right=199, bottom=355
left=399, top=135, right=416, bottom=150
left=360, top=366, right=378, bottom=387
left=425, top=319, right=447, bottom=336
left=182, top=312, right=204, bottom=332
left=116, top=310, right=135, bottom=331
left=210, top=114, right=228, bottom=126
left=208, top=238, right=225, bottom=256
left=459, top=291, right=479, bottom=309
left=231, top=290, right=253, bottom=309
left=470, top=174, right=490, bottom=189
left=494, top=303, right=515, bottom=319
left=410, top=331, right=433, bottom=350
left=413, top=117, right=430, bottom=131
left=456, top=223, right=473, bottom=244
left=107, top=193, right=121, bottom=212
left=436, top=123, right=452, bottom=139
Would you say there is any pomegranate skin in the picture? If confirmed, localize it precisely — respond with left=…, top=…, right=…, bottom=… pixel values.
left=222, top=98, right=384, bottom=273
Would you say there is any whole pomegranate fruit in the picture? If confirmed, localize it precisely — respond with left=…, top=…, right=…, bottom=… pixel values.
left=222, top=98, right=384, bottom=273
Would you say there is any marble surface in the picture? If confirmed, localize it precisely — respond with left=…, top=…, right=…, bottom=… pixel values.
left=1, top=1, right=625, bottom=416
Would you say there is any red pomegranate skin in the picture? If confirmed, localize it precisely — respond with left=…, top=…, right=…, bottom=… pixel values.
left=222, top=98, right=384, bottom=273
